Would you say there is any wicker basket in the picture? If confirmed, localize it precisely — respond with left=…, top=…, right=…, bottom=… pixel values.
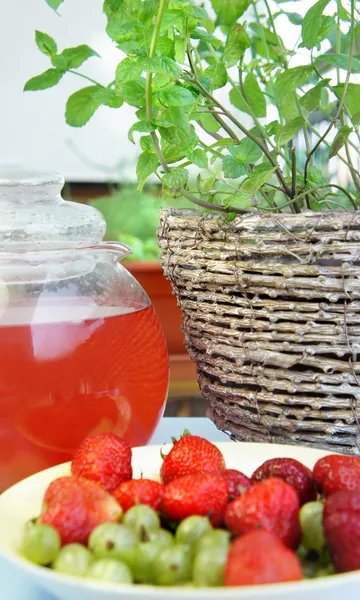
left=158, top=208, right=360, bottom=455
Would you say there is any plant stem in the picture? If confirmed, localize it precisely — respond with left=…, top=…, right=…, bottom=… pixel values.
left=68, top=70, right=103, bottom=87
left=306, top=119, right=359, bottom=173
left=345, top=143, right=360, bottom=192
left=189, top=66, right=291, bottom=196
left=335, top=3, right=360, bottom=193
left=145, top=0, right=169, bottom=173
left=196, top=120, right=223, bottom=142
left=304, top=0, right=356, bottom=185
left=291, top=147, right=297, bottom=198
left=320, top=183, right=358, bottom=210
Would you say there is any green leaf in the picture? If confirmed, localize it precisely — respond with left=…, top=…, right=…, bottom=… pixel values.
left=196, top=112, right=221, bottom=133
left=35, top=31, right=57, bottom=56
left=285, top=12, right=303, bottom=25
left=337, top=1, right=351, bottom=21
left=61, top=45, right=99, bottom=69
left=116, top=58, right=143, bottom=83
left=307, top=166, right=326, bottom=185
left=301, top=0, right=330, bottom=49
left=159, top=124, right=189, bottom=146
left=188, top=148, right=208, bottom=169
left=266, top=121, right=280, bottom=137
left=24, top=68, right=64, bottom=91
left=224, top=24, right=251, bottom=68
left=333, top=83, right=360, bottom=125
left=316, top=15, right=335, bottom=43
left=223, top=155, right=247, bottom=179
left=316, top=53, right=360, bottom=73
left=299, top=80, right=329, bottom=112
left=204, top=63, right=227, bottom=90
left=103, top=0, right=123, bottom=16
left=138, top=0, right=157, bottom=23
left=128, top=121, right=155, bottom=144
left=242, top=165, right=277, bottom=193
left=162, top=130, right=198, bottom=163
left=211, top=0, right=251, bottom=26
left=65, top=86, right=102, bottom=127
left=136, top=151, right=158, bottom=181
left=276, top=117, right=305, bottom=146
left=51, top=55, right=68, bottom=70
left=190, top=28, right=221, bottom=48
left=162, top=167, right=189, bottom=190
left=185, top=4, right=209, bottom=23
left=116, top=78, right=146, bottom=107
left=229, top=86, right=248, bottom=112
left=174, top=36, right=187, bottom=63
left=141, top=56, right=182, bottom=79
left=45, top=0, right=64, bottom=10
left=93, top=87, right=123, bottom=108
left=230, top=138, right=262, bottom=163
left=160, top=10, right=184, bottom=32
left=243, top=73, right=266, bottom=117
left=158, top=86, right=195, bottom=107
left=140, top=135, right=153, bottom=152
left=156, top=36, right=174, bottom=57
left=157, top=107, right=189, bottom=129
left=329, top=126, right=353, bottom=158
left=274, top=66, right=313, bottom=98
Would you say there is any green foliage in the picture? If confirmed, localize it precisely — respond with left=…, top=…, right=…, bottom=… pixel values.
left=35, top=31, right=57, bottom=56
left=329, top=126, right=353, bottom=158
left=90, top=185, right=193, bottom=261
left=24, top=69, right=64, bottom=91
left=45, top=0, right=63, bottom=10
left=301, top=0, right=331, bottom=49
left=28, top=0, right=360, bottom=214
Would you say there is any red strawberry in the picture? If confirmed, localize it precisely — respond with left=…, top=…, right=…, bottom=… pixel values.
left=40, top=476, right=122, bottom=545
left=162, top=472, right=228, bottom=526
left=225, top=530, right=303, bottom=586
left=43, top=476, right=80, bottom=506
left=323, top=489, right=360, bottom=572
left=160, top=434, right=225, bottom=485
left=224, top=477, right=301, bottom=548
left=251, top=458, right=316, bottom=505
left=113, top=479, right=163, bottom=512
left=313, top=454, right=360, bottom=496
left=71, top=433, right=132, bottom=492
left=216, top=469, right=252, bottom=500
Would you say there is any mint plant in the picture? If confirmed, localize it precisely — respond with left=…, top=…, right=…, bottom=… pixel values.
left=26, top=0, right=360, bottom=215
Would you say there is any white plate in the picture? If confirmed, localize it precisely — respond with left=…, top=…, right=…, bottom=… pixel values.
left=0, top=441, right=359, bottom=600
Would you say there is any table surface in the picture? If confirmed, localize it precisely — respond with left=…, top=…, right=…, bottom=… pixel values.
left=1, top=417, right=230, bottom=600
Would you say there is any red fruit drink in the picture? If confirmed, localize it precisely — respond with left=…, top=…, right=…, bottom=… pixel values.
left=0, top=301, right=169, bottom=490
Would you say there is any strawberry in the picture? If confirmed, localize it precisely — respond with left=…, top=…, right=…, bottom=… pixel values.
left=224, top=530, right=303, bottom=586
left=323, top=489, right=360, bottom=572
left=313, top=454, right=360, bottom=496
left=251, top=457, right=316, bottom=505
left=161, top=472, right=228, bottom=526
left=160, top=434, right=225, bottom=485
left=224, top=477, right=301, bottom=548
left=71, top=432, right=132, bottom=492
left=216, top=469, right=252, bottom=500
left=113, top=479, right=164, bottom=512
left=40, top=476, right=122, bottom=545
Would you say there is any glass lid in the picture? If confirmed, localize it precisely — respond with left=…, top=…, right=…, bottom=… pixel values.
left=0, top=171, right=106, bottom=251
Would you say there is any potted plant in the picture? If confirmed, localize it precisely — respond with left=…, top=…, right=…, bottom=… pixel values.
left=26, top=0, right=360, bottom=453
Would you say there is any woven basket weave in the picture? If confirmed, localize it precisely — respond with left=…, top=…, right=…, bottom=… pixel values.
left=158, top=208, right=360, bottom=455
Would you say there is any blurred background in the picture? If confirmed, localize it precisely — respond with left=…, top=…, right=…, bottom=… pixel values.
left=1, top=0, right=358, bottom=416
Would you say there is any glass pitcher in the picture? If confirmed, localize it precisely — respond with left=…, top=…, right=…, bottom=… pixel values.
left=0, top=172, right=169, bottom=490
